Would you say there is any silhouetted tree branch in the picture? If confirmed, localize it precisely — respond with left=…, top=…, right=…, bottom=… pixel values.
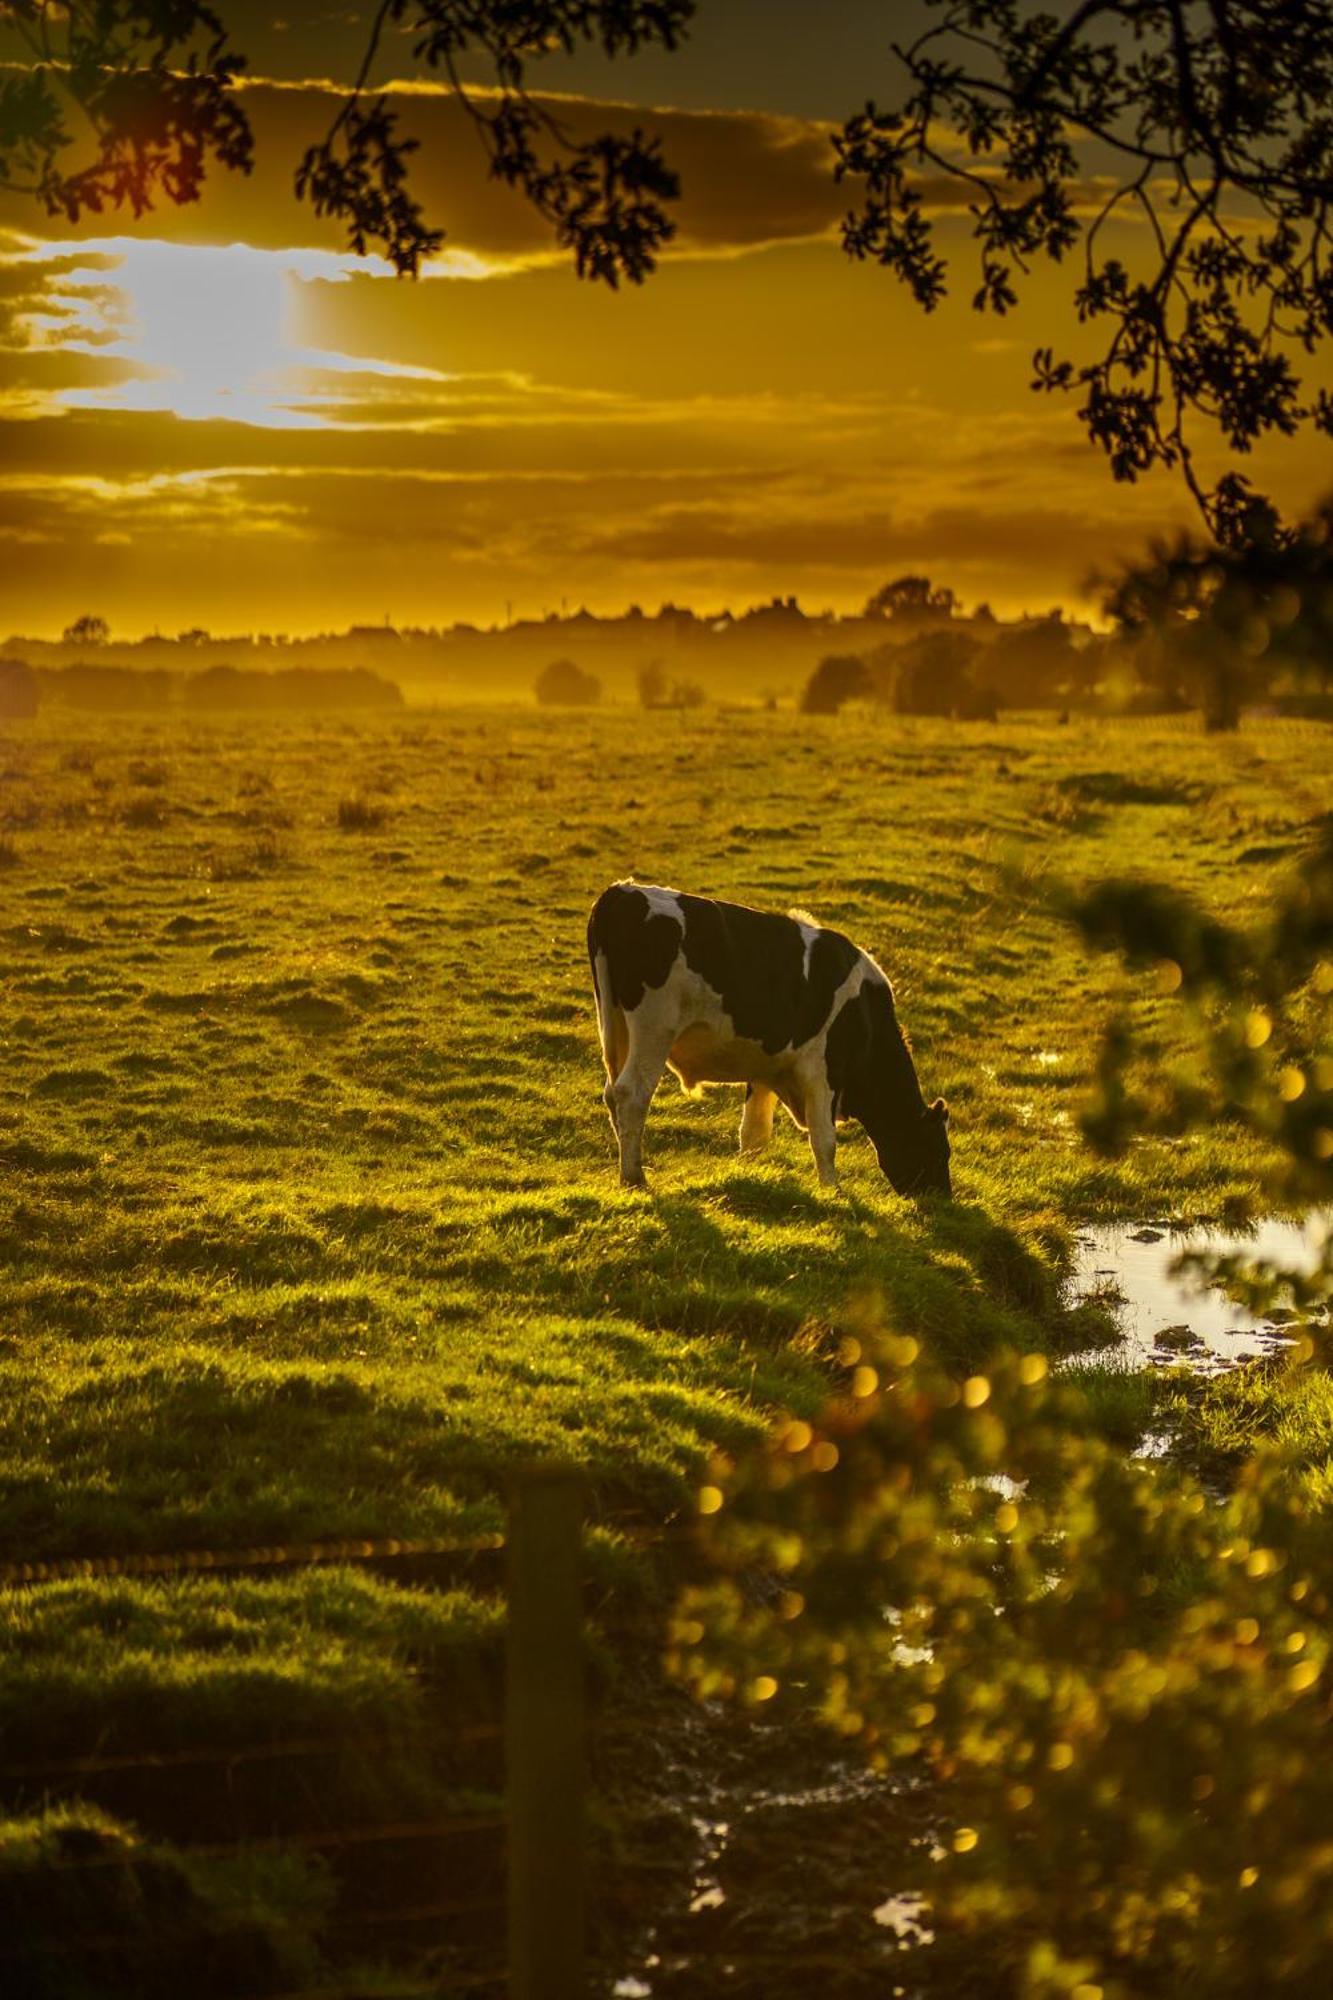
left=834, top=0, right=1333, bottom=542
left=1, top=1, right=690, bottom=284
left=2, top=2, right=252, bottom=222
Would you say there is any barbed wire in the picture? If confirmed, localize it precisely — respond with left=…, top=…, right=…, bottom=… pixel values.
left=0, top=1813, right=508, bottom=1876
left=0, top=1515, right=704, bottom=1592
left=0, top=1529, right=508, bottom=1590
left=325, top=1893, right=504, bottom=1930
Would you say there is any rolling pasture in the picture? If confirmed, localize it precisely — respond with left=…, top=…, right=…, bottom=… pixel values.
left=1, top=705, right=1328, bottom=1988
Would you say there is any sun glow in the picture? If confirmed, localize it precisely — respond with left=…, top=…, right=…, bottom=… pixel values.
left=49, top=240, right=444, bottom=428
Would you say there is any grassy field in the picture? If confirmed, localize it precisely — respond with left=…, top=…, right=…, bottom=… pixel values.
left=1, top=703, right=1329, bottom=1986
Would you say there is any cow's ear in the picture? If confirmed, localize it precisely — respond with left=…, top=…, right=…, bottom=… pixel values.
left=928, top=1097, right=949, bottom=1125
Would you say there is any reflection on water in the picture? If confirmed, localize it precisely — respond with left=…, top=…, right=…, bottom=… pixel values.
left=1073, top=1214, right=1329, bottom=1371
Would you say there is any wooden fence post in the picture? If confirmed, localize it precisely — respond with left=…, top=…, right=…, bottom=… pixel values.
left=506, top=1465, right=585, bottom=2000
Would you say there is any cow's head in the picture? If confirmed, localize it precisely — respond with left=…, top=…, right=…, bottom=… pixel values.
left=831, top=981, right=953, bottom=1200
left=870, top=1094, right=952, bottom=1199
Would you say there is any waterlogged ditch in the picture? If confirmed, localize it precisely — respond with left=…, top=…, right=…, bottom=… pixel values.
left=605, top=1701, right=945, bottom=2000
left=1072, top=1212, right=1331, bottom=1376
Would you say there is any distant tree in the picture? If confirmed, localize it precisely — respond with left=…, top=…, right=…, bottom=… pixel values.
left=894, top=629, right=983, bottom=717
left=863, top=576, right=957, bottom=622
left=535, top=658, right=600, bottom=707
left=62, top=614, right=109, bottom=647
left=637, top=660, right=668, bottom=709
left=799, top=654, right=873, bottom=716
left=984, top=615, right=1097, bottom=709
left=176, top=628, right=212, bottom=645
left=52, top=664, right=171, bottom=712
left=1105, top=500, right=1333, bottom=732
left=185, top=665, right=403, bottom=713
left=638, top=660, right=704, bottom=710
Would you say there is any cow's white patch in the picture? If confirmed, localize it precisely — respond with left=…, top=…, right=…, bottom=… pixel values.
left=786, top=906, right=818, bottom=974
left=621, top=880, right=686, bottom=930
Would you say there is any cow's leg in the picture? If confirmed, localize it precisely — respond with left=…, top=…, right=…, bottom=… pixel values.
left=803, top=1082, right=838, bottom=1188
left=607, top=1023, right=674, bottom=1188
left=738, top=1081, right=777, bottom=1154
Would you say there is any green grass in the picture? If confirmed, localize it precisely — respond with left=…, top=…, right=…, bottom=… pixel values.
left=1161, top=1350, right=1333, bottom=1490
left=0, top=1801, right=329, bottom=1998
left=3, top=707, right=1325, bottom=1544
left=2, top=1569, right=502, bottom=1768
left=1, top=704, right=1328, bottom=1976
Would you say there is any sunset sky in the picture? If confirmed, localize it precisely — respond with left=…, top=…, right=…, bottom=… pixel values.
left=2, top=1, right=1329, bottom=639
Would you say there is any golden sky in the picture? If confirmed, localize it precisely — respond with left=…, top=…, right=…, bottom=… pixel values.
left=1, top=3, right=1329, bottom=639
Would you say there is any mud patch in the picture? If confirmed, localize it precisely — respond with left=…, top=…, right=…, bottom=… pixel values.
left=599, top=1692, right=951, bottom=1999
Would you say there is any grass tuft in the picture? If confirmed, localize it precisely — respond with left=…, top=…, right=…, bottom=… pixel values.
left=336, top=794, right=389, bottom=831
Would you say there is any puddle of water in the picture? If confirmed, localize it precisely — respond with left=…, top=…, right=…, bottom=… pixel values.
left=1073, top=1214, right=1330, bottom=1372
left=873, top=1890, right=934, bottom=1946
left=686, top=1812, right=729, bottom=1916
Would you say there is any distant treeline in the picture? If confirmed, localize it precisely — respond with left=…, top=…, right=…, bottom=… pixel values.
left=0, top=661, right=402, bottom=717
left=798, top=607, right=1333, bottom=723
left=799, top=618, right=1107, bottom=720
left=9, top=557, right=1333, bottom=719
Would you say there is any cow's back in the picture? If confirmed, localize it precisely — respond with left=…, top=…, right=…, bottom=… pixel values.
left=590, top=882, right=865, bottom=1058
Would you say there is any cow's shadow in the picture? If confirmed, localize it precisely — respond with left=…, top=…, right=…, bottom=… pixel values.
left=630, top=1163, right=1111, bottom=1377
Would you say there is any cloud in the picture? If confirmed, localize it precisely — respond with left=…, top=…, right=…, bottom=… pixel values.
left=0, top=445, right=1195, bottom=641
left=1, top=74, right=1126, bottom=276
left=568, top=492, right=1178, bottom=577
left=0, top=77, right=850, bottom=268
left=0, top=249, right=148, bottom=414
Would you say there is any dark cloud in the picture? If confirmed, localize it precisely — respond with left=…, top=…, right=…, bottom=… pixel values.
left=564, top=494, right=1182, bottom=576
left=0, top=447, right=1192, bottom=642
left=0, top=59, right=1138, bottom=284
left=0, top=80, right=850, bottom=264
left=0, top=76, right=1087, bottom=271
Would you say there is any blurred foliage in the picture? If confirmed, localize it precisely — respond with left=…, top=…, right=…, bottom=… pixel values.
left=1065, top=817, right=1333, bottom=1206
left=678, top=805, right=1333, bottom=1994
left=675, top=1334, right=1333, bottom=1995
left=1105, top=502, right=1333, bottom=731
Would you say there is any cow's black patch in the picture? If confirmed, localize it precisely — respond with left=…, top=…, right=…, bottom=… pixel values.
left=824, top=980, right=877, bottom=1120
left=675, top=893, right=859, bottom=1054
left=587, top=884, right=682, bottom=1010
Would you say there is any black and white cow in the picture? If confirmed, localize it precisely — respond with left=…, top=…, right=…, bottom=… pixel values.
left=587, top=882, right=951, bottom=1196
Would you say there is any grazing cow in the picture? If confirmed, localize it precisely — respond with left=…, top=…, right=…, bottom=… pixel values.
left=587, top=882, right=951, bottom=1196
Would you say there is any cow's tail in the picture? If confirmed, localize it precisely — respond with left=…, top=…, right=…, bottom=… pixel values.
left=587, top=903, right=626, bottom=1082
